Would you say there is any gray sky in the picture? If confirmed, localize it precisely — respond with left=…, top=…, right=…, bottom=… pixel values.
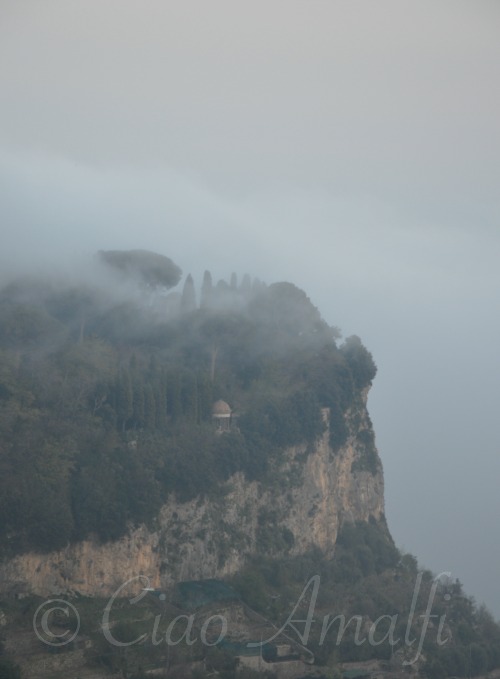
left=1, top=1, right=500, bottom=615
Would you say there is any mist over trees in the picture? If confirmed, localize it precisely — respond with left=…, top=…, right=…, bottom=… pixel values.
left=0, top=253, right=378, bottom=555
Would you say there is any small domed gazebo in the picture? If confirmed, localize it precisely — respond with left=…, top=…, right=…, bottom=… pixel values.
left=212, top=399, right=232, bottom=432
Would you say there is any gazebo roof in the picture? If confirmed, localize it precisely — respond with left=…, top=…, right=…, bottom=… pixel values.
left=212, top=399, right=231, bottom=416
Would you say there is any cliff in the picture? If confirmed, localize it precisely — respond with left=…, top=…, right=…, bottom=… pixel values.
left=0, top=389, right=385, bottom=598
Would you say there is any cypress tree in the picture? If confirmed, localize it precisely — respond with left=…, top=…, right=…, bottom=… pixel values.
left=181, top=371, right=198, bottom=422
left=132, top=382, right=145, bottom=429
left=200, top=270, right=213, bottom=309
left=116, top=369, right=133, bottom=431
left=181, top=274, right=197, bottom=313
left=197, top=371, right=213, bottom=421
left=167, top=370, right=182, bottom=421
left=240, top=274, right=252, bottom=298
left=144, top=383, right=157, bottom=429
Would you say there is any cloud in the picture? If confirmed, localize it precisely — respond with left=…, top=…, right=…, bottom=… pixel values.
left=1, top=1, right=499, bottom=201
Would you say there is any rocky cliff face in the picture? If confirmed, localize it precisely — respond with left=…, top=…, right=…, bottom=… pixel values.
left=0, top=389, right=385, bottom=598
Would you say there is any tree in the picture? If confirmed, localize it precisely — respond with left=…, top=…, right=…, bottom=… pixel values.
left=98, top=249, right=182, bottom=291
left=0, top=659, right=21, bottom=679
left=144, top=383, right=157, bottom=429
left=132, top=382, right=145, bottom=428
left=240, top=273, right=252, bottom=298
left=167, top=371, right=182, bottom=420
left=115, top=369, right=133, bottom=431
left=181, top=371, right=198, bottom=421
left=180, top=274, right=197, bottom=313
left=340, top=335, right=377, bottom=388
left=199, top=313, right=242, bottom=382
left=200, top=270, right=213, bottom=309
left=154, top=369, right=168, bottom=428
left=197, top=371, right=213, bottom=421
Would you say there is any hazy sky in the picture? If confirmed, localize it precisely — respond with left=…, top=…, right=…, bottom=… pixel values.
left=1, top=1, right=500, bottom=615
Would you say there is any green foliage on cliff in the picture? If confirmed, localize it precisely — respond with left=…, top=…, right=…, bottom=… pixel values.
left=0, top=268, right=377, bottom=556
left=0, top=659, right=21, bottom=679
left=229, top=521, right=500, bottom=678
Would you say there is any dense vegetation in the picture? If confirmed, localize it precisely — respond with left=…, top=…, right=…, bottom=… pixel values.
left=0, top=260, right=376, bottom=556
left=230, top=521, right=500, bottom=678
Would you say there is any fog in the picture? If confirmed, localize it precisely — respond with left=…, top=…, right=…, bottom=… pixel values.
left=1, top=1, right=500, bottom=615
